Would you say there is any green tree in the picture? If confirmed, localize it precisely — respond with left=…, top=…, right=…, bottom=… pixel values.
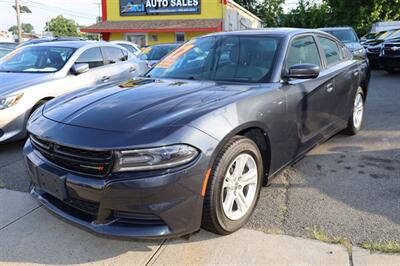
left=235, top=0, right=258, bottom=12
left=325, top=0, right=400, bottom=35
left=283, top=0, right=330, bottom=28
left=8, top=23, right=34, bottom=34
left=254, top=0, right=285, bottom=27
left=46, top=15, right=79, bottom=37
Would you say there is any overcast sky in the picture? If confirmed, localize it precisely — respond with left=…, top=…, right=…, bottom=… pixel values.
left=0, top=0, right=300, bottom=34
left=0, top=0, right=101, bottom=33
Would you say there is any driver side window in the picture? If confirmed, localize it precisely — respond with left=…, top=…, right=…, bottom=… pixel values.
left=75, top=47, right=104, bottom=69
left=286, top=36, right=322, bottom=69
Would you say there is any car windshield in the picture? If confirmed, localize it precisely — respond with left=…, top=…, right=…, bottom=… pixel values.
left=147, top=35, right=281, bottom=83
left=387, top=29, right=400, bottom=40
left=377, top=29, right=399, bottom=40
left=139, top=45, right=178, bottom=61
left=0, top=49, right=11, bottom=58
left=325, top=29, right=358, bottom=43
left=0, top=46, right=76, bottom=73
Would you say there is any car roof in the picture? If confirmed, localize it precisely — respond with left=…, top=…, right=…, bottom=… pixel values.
left=318, top=27, right=354, bottom=31
left=28, top=41, right=115, bottom=49
left=205, top=28, right=331, bottom=38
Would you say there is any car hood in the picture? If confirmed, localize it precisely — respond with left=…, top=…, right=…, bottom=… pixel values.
left=344, top=42, right=363, bottom=52
left=363, top=39, right=384, bottom=47
left=0, top=72, right=54, bottom=96
left=385, top=37, right=400, bottom=44
left=43, top=78, right=255, bottom=132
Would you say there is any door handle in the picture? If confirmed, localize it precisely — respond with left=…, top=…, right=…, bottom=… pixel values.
left=101, top=76, right=110, bottom=82
left=326, top=83, right=334, bottom=93
left=129, top=67, right=136, bottom=72
left=353, top=70, right=359, bottom=76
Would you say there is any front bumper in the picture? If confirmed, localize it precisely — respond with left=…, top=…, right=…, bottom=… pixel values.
left=366, top=52, right=380, bottom=66
left=24, top=139, right=208, bottom=239
left=380, top=56, right=400, bottom=69
left=0, top=104, right=29, bottom=143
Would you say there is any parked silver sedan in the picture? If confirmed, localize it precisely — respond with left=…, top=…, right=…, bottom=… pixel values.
left=0, top=41, right=149, bottom=143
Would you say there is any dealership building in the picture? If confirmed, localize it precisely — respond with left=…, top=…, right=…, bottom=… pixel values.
left=81, top=0, right=262, bottom=47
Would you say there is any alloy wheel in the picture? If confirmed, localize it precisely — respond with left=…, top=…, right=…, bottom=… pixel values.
left=221, top=153, right=258, bottom=221
left=353, top=93, right=364, bottom=129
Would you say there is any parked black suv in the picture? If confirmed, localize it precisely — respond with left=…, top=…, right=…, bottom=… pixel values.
left=380, top=34, right=400, bottom=73
left=364, top=29, right=400, bottom=67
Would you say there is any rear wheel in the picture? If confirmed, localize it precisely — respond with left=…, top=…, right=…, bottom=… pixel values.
left=202, top=136, right=263, bottom=235
left=344, top=87, right=365, bottom=135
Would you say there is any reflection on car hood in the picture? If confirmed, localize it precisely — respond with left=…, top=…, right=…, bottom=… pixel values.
left=363, top=39, right=384, bottom=47
left=0, top=72, right=54, bottom=97
left=385, top=37, right=400, bottom=44
left=43, top=79, right=255, bottom=132
left=344, top=42, right=363, bottom=51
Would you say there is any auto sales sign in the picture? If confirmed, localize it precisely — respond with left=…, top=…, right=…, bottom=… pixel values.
left=120, top=0, right=201, bottom=15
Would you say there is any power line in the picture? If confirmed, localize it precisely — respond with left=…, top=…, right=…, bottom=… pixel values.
left=22, top=0, right=98, bottom=19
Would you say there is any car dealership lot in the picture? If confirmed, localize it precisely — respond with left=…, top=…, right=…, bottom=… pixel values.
left=0, top=70, right=399, bottom=245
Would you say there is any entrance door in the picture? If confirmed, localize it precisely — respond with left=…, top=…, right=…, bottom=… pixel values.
left=126, top=34, right=146, bottom=48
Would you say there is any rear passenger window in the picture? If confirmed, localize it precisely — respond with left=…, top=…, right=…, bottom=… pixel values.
left=120, top=43, right=136, bottom=54
left=318, top=37, right=341, bottom=66
left=76, top=48, right=104, bottom=69
left=103, top=47, right=126, bottom=64
left=286, top=36, right=321, bottom=69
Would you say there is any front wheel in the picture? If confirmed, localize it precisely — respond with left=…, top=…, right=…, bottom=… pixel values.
left=344, top=87, right=365, bottom=135
left=202, top=136, right=263, bottom=235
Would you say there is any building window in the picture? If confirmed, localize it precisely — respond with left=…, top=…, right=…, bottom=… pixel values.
left=150, top=34, right=158, bottom=42
left=175, top=32, right=185, bottom=43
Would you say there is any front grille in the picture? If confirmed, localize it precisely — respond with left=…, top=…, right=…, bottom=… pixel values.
left=383, top=43, right=400, bottom=56
left=30, top=135, right=114, bottom=177
left=114, top=211, right=165, bottom=226
left=368, top=47, right=380, bottom=53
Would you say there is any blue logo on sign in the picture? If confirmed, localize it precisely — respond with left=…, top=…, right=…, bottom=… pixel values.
left=121, top=2, right=145, bottom=13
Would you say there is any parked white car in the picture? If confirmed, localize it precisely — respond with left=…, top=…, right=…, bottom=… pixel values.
left=0, top=41, right=149, bottom=143
left=111, top=41, right=141, bottom=56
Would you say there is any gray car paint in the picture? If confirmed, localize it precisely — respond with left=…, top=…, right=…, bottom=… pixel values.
left=24, top=29, right=370, bottom=238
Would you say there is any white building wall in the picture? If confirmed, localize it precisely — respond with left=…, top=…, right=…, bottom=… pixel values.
left=223, top=0, right=263, bottom=31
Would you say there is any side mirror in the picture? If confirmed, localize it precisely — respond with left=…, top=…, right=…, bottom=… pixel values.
left=71, top=63, right=89, bottom=75
left=285, top=63, right=320, bottom=79
left=360, top=36, right=366, bottom=41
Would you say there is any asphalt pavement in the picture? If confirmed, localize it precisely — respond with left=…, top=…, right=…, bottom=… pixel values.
left=0, top=70, right=399, bottom=245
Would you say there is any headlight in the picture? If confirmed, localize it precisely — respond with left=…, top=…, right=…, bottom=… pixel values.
left=113, top=144, right=199, bottom=172
left=0, top=93, right=23, bottom=110
left=353, top=48, right=366, bottom=57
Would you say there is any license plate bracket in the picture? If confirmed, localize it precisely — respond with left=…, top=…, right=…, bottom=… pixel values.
left=37, top=168, right=67, bottom=200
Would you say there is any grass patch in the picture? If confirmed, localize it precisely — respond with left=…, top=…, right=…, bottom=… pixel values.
left=305, top=226, right=352, bottom=254
left=279, top=206, right=288, bottom=217
left=361, top=241, right=400, bottom=254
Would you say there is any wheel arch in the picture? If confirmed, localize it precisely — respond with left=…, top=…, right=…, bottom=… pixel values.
left=207, top=122, right=272, bottom=186
left=30, top=97, right=54, bottom=113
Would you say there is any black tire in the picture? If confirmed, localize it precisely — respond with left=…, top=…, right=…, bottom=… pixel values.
left=202, top=136, right=263, bottom=235
left=343, top=87, right=365, bottom=136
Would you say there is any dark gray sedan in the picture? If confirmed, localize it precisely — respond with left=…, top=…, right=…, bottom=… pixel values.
left=24, top=29, right=370, bottom=239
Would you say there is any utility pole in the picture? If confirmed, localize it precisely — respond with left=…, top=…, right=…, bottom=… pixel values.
left=94, top=2, right=101, bottom=23
left=15, top=0, right=22, bottom=43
